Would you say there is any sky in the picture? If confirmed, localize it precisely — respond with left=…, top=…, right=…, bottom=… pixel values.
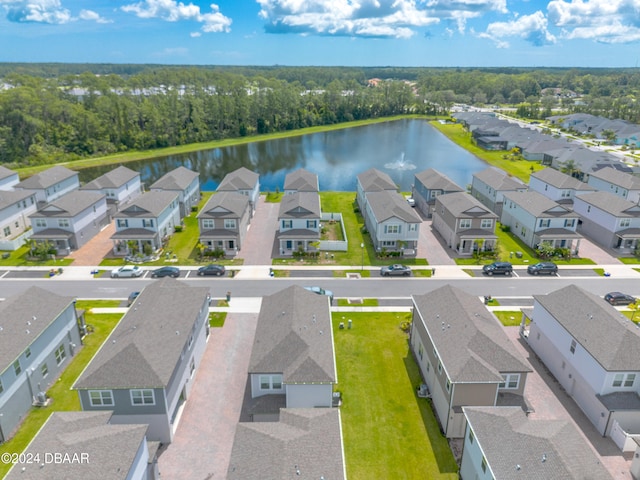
left=0, top=0, right=639, bottom=67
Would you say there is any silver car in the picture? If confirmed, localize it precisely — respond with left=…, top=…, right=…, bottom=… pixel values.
left=111, top=265, right=143, bottom=278
left=380, top=264, right=412, bottom=276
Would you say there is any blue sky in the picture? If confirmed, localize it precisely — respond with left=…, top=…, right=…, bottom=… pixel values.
left=1, top=0, right=638, bottom=67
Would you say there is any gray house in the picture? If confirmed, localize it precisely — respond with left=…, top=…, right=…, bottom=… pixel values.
left=5, top=411, right=159, bottom=479
left=0, top=190, right=37, bottom=251
left=277, top=192, right=321, bottom=255
left=356, top=168, right=397, bottom=213
left=217, top=166, right=260, bottom=213
left=284, top=168, right=319, bottom=194
left=528, top=167, right=596, bottom=206
left=80, top=165, right=142, bottom=214
left=247, top=285, right=336, bottom=421
left=411, top=168, right=464, bottom=218
left=150, top=166, right=200, bottom=218
left=0, top=287, right=81, bottom=443
left=74, top=279, right=211, bottom=443
left=14, top=166, right=80, bottom=205
left=471, top=167, right=527, bottom=216
left=410, top=285, right=531, bottom=438
left=586, top=167, right=640, bottom=204
left=363, top=190, right=421, bottom=253
left=0, top=165, right=19, bottom=191
left=197, top=191, right=251, bottom=255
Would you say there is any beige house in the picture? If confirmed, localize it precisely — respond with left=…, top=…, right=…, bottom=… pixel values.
left=197, top=191, right=251, bottom=255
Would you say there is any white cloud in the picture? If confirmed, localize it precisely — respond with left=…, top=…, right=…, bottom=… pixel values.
left=79, top=9, right=112, bottom=24
left=2, top=0, right=71, bottom=24
left=121, top=0, right=231, bottom=33
left=479, top=10, right=556, bottom=47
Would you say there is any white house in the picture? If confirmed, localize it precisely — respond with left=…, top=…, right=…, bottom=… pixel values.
left=217, top=167, right=260, bottom=213
left=586, top=167, right=640, bottom=204
left=0, top=190, right=37, bottom=251
left=277, top=191, right=321, bottom=255
left=80, top=165, right=142, bottom=213
left=283, top=168, right=319, bottom=194
left=150, top=166, right=200, bottom=218
left=411, top=168, right=463, bottom=218
left=471, top=167, right=527, bottom=216
left=356, top=168, right=396, bottom=213
left=14, top=166, right=80, bottom=205
left=363, top=190, right=421, bottom=253
left=528, top=167, right=596, bottom=206
left=0, top=166, right=19, bottom=191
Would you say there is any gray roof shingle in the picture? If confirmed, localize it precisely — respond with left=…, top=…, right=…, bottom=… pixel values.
left=15, top=166, right=78, bottom=190
left=473, top=167, right=526, bottom=191
left=575, top=191, right=640, bottom=217
left=531, top=168, right=596, bottom=191
left=283, top=168, right=319, bottom=192
left=80, top=166, right=139, bottom=190
left=357, top=168, right=397, bottom=192
left=590, top=166, right=640, bottom=190
left=217, top=167, right=259, bottom=191
left=0, top=190, right=35, bottom=211
left=415, top=168, right=463, bottom=192
left=150, top=166, right=199, bottom=191
left=0, top=165, right=17, bottom=182
left=30, top=191, right=105, bottom=218
left=278, top=192, right=321, bottom=219
left=365, top=190, right=422, bottom=223
left=503, top=191, right=578, bottom=218
left=198, top=191, right=250, bottom=219
left=113, top=191, right=178, bottom=218
left=437, top=191, right=498, bottom=218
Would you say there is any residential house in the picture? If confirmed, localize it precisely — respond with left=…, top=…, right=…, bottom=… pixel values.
left=410, top=285, right=531, bottom=438
left=283, top=168, right=319, bottom=194
left=431, top=192, right=498, bottom=255
left=356, top=167, right=397, bottom=213
left=5, top=411, right=159, bottom=479
left=14, top=166, right=80, bottom=205
left=0, top=190, right=37, bottom=251
left=29, top=191, right=108, bottom=256
left=460, top=407, right=613, bottom=480
left=573, top=191, right=640, bottom=252
left=80, top=165, right=142, bottom=214
left=501, top=191, right=582, bottom=252
left=586, top=167, right=640, bottom=204
left=528, top=167, right=596, bottom=206
left=150, top=166, right=200, bottom=218
left=277, top=192, right=321, bottom=255
left=74, top=279, right=211, bottom=443
left=526, top=284, right=640, bottom=439
left=246, top=285, right=336, bottom=421
left=110, top=191, right=180, bottom=256
left=0, top=165, right=19, bottom=191
left=226, top=409, right=345, bottom=480
left=197, top=191, right=251, bottom=255
left=471, top=167, right=527, bottom=217
left=217, top=166, right=260, bottom=213
left=362, top=190, right=421, bottom=253
left=411, top=168, right=464, bottom=218
left=551, top=148, right=631, bottom=181
left=0, top=287, right=81, bottom=442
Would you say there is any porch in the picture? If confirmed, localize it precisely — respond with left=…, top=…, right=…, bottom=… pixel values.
left=111, top=228, right=161, bottom=256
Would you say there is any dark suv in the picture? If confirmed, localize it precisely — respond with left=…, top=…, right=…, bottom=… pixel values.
left=482, top=262, right=513, bottom=276
left=527, top=262, right=558, bottom=276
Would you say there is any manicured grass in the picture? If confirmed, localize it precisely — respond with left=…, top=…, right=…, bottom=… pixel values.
left=0, top=245, right=75, bottom=267
left=412, top=269, right=433, bottom=277
left=618, top=257, right=640, bottom=265
left=74, top=299, right=122, bottom=310
left=0, top=311, right=122, bottom=478
left=336, top=298, right=379, bottom=306
left=209, top=312, right=227, bottom=327
left=334, top=269, right=371, bottom=278
left=493, top=311, right=522, bottom=327
left=594, top=268, right=606, bottom=276
left=333, top=312, right=458, bottom=479
left=264, top=191, right=283, bottom=203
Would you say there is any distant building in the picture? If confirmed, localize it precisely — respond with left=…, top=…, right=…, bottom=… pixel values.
left=0, top=166, right=19, bottom=191
left=283, top=168, right=319, bottom=194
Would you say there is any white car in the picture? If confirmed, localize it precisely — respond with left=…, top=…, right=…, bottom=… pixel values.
left=111, top=265, right=143, bottom=278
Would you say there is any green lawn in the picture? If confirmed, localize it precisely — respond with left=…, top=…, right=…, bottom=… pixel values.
left=336, top=298, right=379, bottom=306
left=0, top=245, right=74, bottom=267
left=333, top=312, right=458, bottom=480
left=334, top=269, right=371, bottom=278
left=493, top=311, right=522, bottom=327
left=209, top=311, right=227, bottom=327
left=618, top=257, right=640, bottom=265
left=0, top=311, right=122, bottom=478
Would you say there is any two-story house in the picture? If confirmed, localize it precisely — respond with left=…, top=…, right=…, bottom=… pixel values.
left=150, top=166, right=200, bottom=218
left=110, top=191, right=180, bottom=256
left=432, top=192, right=498, bottom=255
left=363, top=190, right=421, bottom=253
left=5, top=411, right=159, bottom=479
left=471, top=167, right=527, bottom=216
left=197, top=191, right=251, bottom=255
left=410, top=285, right=531, bottom=438
left=0, top=166, right=19, bottom=191
left=587, top=166, right=640, bottom=204
left=216, top=167, right=260, bottom=214
left=29, top=191, right=108, bottom=256
left=74, top=279, right=211, bottom=444
left=283, top=168, right=319, bottom=194
left=528, top=167, right=596, bottom=207
left=526, top=284, right=640, bottom=439
left=0, top=190, right=37, bottom=251
left=277, top=192, right=321, bottom=255
left=0, top=287, right=81, bottom=442
left=573, top=191, right=640, bottom=252
left=79, top=165, right=142, bottom=215
left=412, top=168, right=464, bottom=218
left=246, top=285, right=336, bottom=421
left=501, top=191, right=582, bottom=252
left=356, top=168, right=397, bottom=213
left=14, top=166, right=80, bottom=206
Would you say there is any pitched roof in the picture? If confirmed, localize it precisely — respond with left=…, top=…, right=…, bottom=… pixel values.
left=0, top=287, right=75, bottom=372
left=149, top=166, right=199, bottom=191
left=217, top=166, right=259, bottom=191
left=414, top=168, right=463, bottom=192
left=365, top=190, right=422, bottom=223
left=278, top=192, right=321, bottom=219
left=575, top=191, right=640, bottom=217
left=534, top=285, right=640, bottom=371
left=0, top=165, right=17, bottom=182
left=75, top=279, right=210, bottom=389
left=283, top=168, right=319, bottom=192
left=5, top=411, right=149, bottom=480
left=227, top=409, right=345, bottom=480
left=198, top=191, right=250, bottom=219
left=589, top=166, right=640, bottom=190
left=357, top=168, right=396, bottom=192
left=30, top=191, right=105, bottom=218
left=463, top=407, right=613, bottom=480
left=502, top=191, right=578, bottom=218
left=0, top=189, right=35, bottom=211
left=249, top=286, right=336, bottom=384
left=472, top=167, right=525, bottom=191
left=80, top=166, right=139, bottom=190
left=412, top=285, right=531, bottom=383
left=436, top=192, right=498, bottom=219
left=113, top=191, right=178, bottom=218
left=530, top=168, right=595, bottom=191
left=15, top=166, right=78, bottom=190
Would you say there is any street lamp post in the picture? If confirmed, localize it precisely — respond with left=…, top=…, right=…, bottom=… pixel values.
left=360, top=243, right=364, bottom=271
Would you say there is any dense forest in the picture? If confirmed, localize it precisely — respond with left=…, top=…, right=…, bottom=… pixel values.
left=1, top=65, right=640, bottom=167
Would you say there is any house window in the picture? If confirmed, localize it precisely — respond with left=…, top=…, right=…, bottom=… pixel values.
left=459, top=219, right=471, bottom=229
left=58, top=219, right=70, bottom=228
left=430, top=190, right=440, bottom=199
left=41, top=363, right=48, bottom=378
left=25, top=347, right=31, bottom=358
left=570, top=339, right=576, bottom=354
left=306, top=220, right=317, bottom=229
left=259, top=374, right=283, bottom=391
left=0, top=378, right=3, bottom=395
left=385, top=224, right=400, bottom=234
left=13, top=359, right=21, bottom=376
left=202, top=219, right=214, bottom=229
left=499, top=374, right=520, bottom=389
left=408, top=223, right=418, bottom=231
left=131, top=389, right=155, bottom=406
left=481, top=456, right=487, bottom=473
left=418, top=343, right=423, bottom=360
left=188, top=335, right=194, bottom=350
left=446, top=379, right=451, bottom=392
left=34, top=219, right=46, bottom=228
left=117, top=219, right=128, bottom=228
left=481, top=219, right=493, bottom=229
left=142, top=219, right=154, bottom=228
left=190, top=359, right=196, bottom=377
left=89, top=390, right=114, bottom=406
left=55, top=344, right=66, bottom=365
left=381, top=241, right=396, bottom=247
left=539, top=219, right=550, bottom=228
left=469, top=429, right=474, bottom=444
left=625, top=374, right=636, bottom=387
left=3, top=226, right=9, bottom=237
left=620, top=218, right=631, bottom=227
left=426, top=361, right=430, bottom=372
left=437, top=361, right=442, bottom=375
left=225, top=219, right=237, bottom=229
left=613, top=374, right=624, bottom=387
left=587, top=205, right=591, bottom=213
left=282, top=220, right=292, bottom=229
left=561, top=189, right=571, bottom=198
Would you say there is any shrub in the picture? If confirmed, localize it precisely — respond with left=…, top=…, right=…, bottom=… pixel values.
left=174, top=225, right=183, bottom=233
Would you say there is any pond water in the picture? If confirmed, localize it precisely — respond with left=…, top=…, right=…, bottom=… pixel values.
left=79, top=119, right=488, bottom=192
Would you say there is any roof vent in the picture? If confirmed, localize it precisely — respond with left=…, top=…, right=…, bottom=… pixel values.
left=542, top=454, right=547, bottom=463
left=516, top=464, right=521, bottom=471
left=25, top=329, right=30, bottom=334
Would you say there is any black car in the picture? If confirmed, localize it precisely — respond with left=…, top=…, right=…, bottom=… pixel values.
left=527, top=262, right=558, bottom=276
left=482, top=262, right=513, bottom=276
left=197, top=264, right=226, bottom=276
left=151, top=266, right=180, bottom=278
left=604, top=292, right=636, bottom=306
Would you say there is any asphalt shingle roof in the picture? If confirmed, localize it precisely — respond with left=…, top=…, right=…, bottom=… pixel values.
left=503, top=191, right=578, bottom=218
left=415, top=168, right=463, bottom=192
left=149, top=166, right=199, bottom=191
left=0, top=165, right=17, bottom=182
left=15, top=166, right=78, bottom=190
left=30, top=191, right=105, bottom=218
left=531, top=168, right=596, bottom=191
left=0, top=190, right=35, bottom=211
left=357, top=168, right=397, bottom=192
left=198, top=191, right=250, bottom=218
left=217, top=166, right=259, bottom=191
left=113, top=191, right=178, bottom=218
left=575, top=191, right=640, bottom=217
left=436, top=191, right=498, bottom=218
left=365, top=190, right=422, bottom=223
left=589, top=166, right=640, bottom=190
left=283, top=168, right=319, bottom=192
left=278, top=192, right=321, bottom=218
left=80, top=166, right=139, bottom=190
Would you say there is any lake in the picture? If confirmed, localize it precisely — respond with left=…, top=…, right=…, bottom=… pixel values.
left=79, top=119, right=488, bottom=192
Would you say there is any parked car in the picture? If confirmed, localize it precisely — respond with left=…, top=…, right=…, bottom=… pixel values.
left=406, top=197, right=415, bottom=207
left=380, top=264, right=412, bottom=276
left=151, top=266, right=180, bottom=278
left=197, top=264, right=226, bottom=276
left=604, top=292, right=636, bottom=306
left=304, top=286, right=334, bottom=304
left=127, top=291, right=140, bottom=306
left=482, top=262, right=513, bottom=276
left=110, top=265, right=143, bottom=278
left=526, top=262, right=558, bottom=276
